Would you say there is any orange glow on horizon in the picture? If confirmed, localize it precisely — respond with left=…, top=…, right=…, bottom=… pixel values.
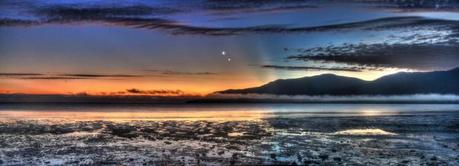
left=0, top=68, right=411, bottom=95
left=0, top=73, right=265, bottom=96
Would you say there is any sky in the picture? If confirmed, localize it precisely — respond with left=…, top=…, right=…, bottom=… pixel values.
left=1, top=0, right=459, bottom=95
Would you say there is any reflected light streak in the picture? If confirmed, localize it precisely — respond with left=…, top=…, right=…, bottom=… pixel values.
left=334, top=128, right=397, bottom=136
left=360, top=110, right=384, bottom=116
left=0, top=110, right=268, bottom=122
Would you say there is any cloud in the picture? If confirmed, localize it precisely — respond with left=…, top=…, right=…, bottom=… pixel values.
left=0, top=72, right=86, bottom=80
left=260, top=65, right=365, bottom=72
left=203, top=0, right=317, bottom=14
left=204, top=0, right=459, bottom=11
left=0, top=72, right=143, bottom=80
left=0, top=93, right=198, bottom=103
left=36, top=5, right=181, bottom=20
left=2, top=0, right=459, bottom=36
left=5, top=4, right=459, bottom=37
left=0, top=73, right=43, bottom=76
left=281, top=15, right=459, bottom=70
left=359, top=0, right=459, bottom=11
left=144, top=69, right=218, bottom=76
left=19, top=76, right=89, bottom=80
left=114, top=16, right=459, bottom=36
left=161, top=71, right=217, bottom=75
left=126, top=88, right=185, bottom=96
left=203, top=0, right=311, bottom=10
left=287, top=43, right=459, bottom=70
left=58, top=74, right=142, bottom=78
left=0, top=19, right=39, bottom=27
left=210, top=4, right=317, bottom=14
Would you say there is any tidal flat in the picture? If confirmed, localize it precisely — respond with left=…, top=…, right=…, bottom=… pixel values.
left=0, top=104, right=458, bottom=165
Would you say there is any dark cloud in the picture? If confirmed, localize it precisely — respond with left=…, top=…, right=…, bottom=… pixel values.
left=0, top=94, right=198, bottom=103
left=59, top=74, right=142, bottom=78
left=144, top=69, right=218, bottom=76
left=0, top=19, right=39, bottom=27
left=359, top=0, right=459, bottom=11
left=19, top=76, right=89, bottom=80
left=280, top=14, right=459, bottom=71
left=261, top=65, right=369, bottom=72
left=132, top=16, right=459, bottom=36
left=161, top=71, right=217, bottom=75
left=0, top=0, right=315, bottom=34
left=0, top=73, right=43, bottom=76
left=203, top=0, right=313, bottom=10
left=204, top=1, right=317, bottom=15
left=5, top=5, right=459, bottom=36
left=0, top=73, right=143, bottom=80
left=126, top=88, right=185, bottom=96
left=36, top=5, right=181, bottom=20
left=287, top=43, right=459, bottom=70
left=0, top=73, right=79, bottom=80
left=2, top=0, right=459, bottom=36
left=213, top=4, right=317, bottom=14
left=204, top=0, right=459, bottom=11
left=107, top=16, right=459, bottom=36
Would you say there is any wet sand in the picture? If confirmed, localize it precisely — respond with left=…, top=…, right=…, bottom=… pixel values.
left=0, top=104, right=458, bottom=165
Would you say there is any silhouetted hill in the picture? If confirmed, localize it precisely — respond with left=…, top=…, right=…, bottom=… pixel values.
left=220, top=67, right=459, bottom=95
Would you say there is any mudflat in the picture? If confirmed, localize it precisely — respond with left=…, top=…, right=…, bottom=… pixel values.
left=0, top=104, right=458, bottom=165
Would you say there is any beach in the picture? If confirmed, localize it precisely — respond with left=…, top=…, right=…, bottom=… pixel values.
left=0, top=104, right=458, bottom=165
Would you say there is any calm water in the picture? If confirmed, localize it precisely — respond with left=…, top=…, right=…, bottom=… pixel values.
left=1, top=103, right=459, bottom=121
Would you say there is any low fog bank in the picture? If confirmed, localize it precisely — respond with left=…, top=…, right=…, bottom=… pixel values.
left=194, top=93, right=459, bottom=103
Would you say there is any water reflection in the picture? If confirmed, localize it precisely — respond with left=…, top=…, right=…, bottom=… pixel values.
left=0, top=110, right=267, bottom=122
left=0, top=104, right=458, bottom=122
left=360, top=110, right=384, bottom=116
left=334, top=129, right=397, bottom=136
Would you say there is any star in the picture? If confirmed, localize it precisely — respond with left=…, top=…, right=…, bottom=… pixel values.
left=227, top=57, right=231, bottom=62
left=221, top=51, right=226, bottom=55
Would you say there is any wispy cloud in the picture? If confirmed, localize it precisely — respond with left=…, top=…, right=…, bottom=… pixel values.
left=126, top=88, right=186, bottom=96
left=4, top=3, right=459, bottom=37
left=2, top=0, right=459, bottom=36
left=203, top=0, right=313, bottom=10
left=19, top=76, right=89, bottom=80
left=144, top=69, right=218, bottom=76
left=58, top=74, right=142, bottom=78
left=361, top=0, right=459, bottom=11
left=287, top=43, right=459, bottom=70
left=0, top=73, right=44, bottom=76
left=260, top=65, right=365, bottom=72
left=36, top=5, right=181, bottom=20
left=205, top=2, right=317, bottom=14
left=161, top=71, right=217, bottom=75
left=108, top=16, right=458, bottom=36
left=1, top=71, right=220, bottom=80
left=0, top=72, right=143, bottom=80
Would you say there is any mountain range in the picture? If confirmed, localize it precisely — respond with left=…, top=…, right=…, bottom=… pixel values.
left=219, top=67, right=459, bottom=95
